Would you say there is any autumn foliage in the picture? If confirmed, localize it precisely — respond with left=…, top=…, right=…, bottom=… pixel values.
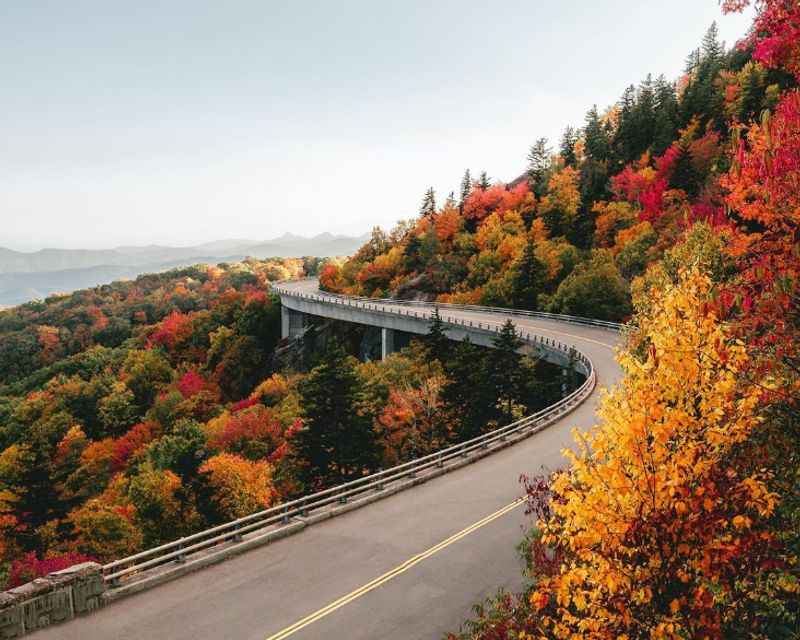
left=0, top=6, right=797, bottom=636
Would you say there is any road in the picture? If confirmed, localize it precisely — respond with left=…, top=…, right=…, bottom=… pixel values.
left=33, top=281, right=623, bottom=640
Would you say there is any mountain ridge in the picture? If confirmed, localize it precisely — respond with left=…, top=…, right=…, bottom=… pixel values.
left=0, top=232, right=369, bottom=275
left=0, top=232, right=370, bottom=306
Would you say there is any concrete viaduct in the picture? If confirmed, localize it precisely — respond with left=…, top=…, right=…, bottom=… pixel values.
left=31, top=279, right=623, bottom=640
left=279, top=279, right=591, bottom=373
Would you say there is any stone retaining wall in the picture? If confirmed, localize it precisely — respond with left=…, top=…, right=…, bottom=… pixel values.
left=0, top=562, right=105, bottom=638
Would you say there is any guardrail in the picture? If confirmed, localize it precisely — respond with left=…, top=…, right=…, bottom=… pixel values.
left=100, top=281, right=618, bottom=590
left=273, top=278, right=624, bottom=332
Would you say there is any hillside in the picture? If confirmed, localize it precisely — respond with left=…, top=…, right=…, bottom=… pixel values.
left=0, top=1, right=797, bottom=636
left=0, top=255, right=564, bottom=589
left=319, top=4, right=799, bottom=638
left=322, top=21, right=792, bottom=326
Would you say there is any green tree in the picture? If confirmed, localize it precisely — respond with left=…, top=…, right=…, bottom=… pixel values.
left=546, top=251, right=632, bottom=321
left=98, top=382, right=139, bottom=436
left=653, top=75, right=679, bottom=155
left=127, top=463, right=194, bottom=546
left=632, top=74, right=656, bottom=158
left=526, top=137, right=551, bottom=197
left=679, top=23, right=725, bottom=129
left=425, top=308, right=450, bottom=364
left=236, top=295, right=282, bottom=355
left=122, top=348, right=174, bottom=410
left=294, top=341, right=379, bottom=489
left=459, top=169, right=472, bottom=213
left=669, top=139, right=701, bottom=197
left=510, top=240, right=547, bottom=311
left=442, top=338, right=494, bottom=441
left=0, top=331, right=40, bottom=384
left=420, top=187, right=437, bottom=218
left=584, top=105, right=611, bottom=162
left=146, top=419, right=209, bottom=480
left=487, top=320, right=524, bottom=425
left=560, top=126, right=579, bottom=167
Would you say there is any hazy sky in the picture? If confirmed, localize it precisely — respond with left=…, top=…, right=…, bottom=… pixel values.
left=2, top=1, right=754, bottom=251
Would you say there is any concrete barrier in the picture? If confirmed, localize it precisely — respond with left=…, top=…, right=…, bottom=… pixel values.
left=0, top=562, right=104, bottom=638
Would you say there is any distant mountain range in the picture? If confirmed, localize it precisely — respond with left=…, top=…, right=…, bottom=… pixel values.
left=0, top=232, right=369, bottom=307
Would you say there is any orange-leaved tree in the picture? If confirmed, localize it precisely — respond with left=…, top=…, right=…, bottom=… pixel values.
left=526, top=265, right=788, bottom=638
left=199, top=453, right=276, bottom=521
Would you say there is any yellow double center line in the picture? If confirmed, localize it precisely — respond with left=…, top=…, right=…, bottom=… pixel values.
left=265, top=497, right=526, bottom=640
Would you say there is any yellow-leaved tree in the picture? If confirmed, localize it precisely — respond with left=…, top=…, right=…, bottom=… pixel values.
left=528, top=265, right=787, bottom=639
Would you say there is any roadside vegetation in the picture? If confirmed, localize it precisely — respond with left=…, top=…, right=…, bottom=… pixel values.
left=0, top=259, right=562, bottom=588
left=441, top=1, right=800, bottom=637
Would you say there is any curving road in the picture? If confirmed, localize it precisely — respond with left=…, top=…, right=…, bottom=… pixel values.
left=33, top=280, right=623, bottom=640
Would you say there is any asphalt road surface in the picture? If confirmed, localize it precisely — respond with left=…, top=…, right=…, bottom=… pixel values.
left=33, top=280, right=623, bottom=640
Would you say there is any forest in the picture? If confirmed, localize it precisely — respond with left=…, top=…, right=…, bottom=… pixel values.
left=320, top=13, right=792, bottom=330
left=0, top=0, right=797, bottom=636
left=0, top=256, right=563, bottom=588
left=431, top=1, right=797, bottom=638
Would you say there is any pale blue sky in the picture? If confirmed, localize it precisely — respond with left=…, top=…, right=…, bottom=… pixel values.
left=1, top=1, right=754, bottom=251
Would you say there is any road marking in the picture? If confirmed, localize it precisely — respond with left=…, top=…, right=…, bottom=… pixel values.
left=264, top=497, right=526, bottom=640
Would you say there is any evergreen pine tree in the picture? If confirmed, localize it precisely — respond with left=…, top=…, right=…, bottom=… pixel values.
left=478, top=171, right=490, bottom=190
left=701, top=21, right=723, bottom=64
left=653, top=75, right=678, bottom=155
left=487, top=320, right=524, bottom=425
left=443, top=337, right=494, bottom=441
left=420, top=187, right=437, bottom=218
left=669, top=140, right=701, bottom=197
left=580, top=157, right=609, bottom=211
left=680, top=24, right=725, bottom=129
left=560, top=127, right=579, bottom=167
left=294, top=340, right=379, bottom=489
left=684, top=48, right=701, bottom=75
left=526, top=137, right=551, bottom=197
left=632, top=74, right=656, bottom=157
left=584, top=105, right=611, bottom=161
left=511, top=240, right=546, bottom=311
left=459, top=169, right=472, bottom=213
left=425, top=307, right=450, bottom=364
